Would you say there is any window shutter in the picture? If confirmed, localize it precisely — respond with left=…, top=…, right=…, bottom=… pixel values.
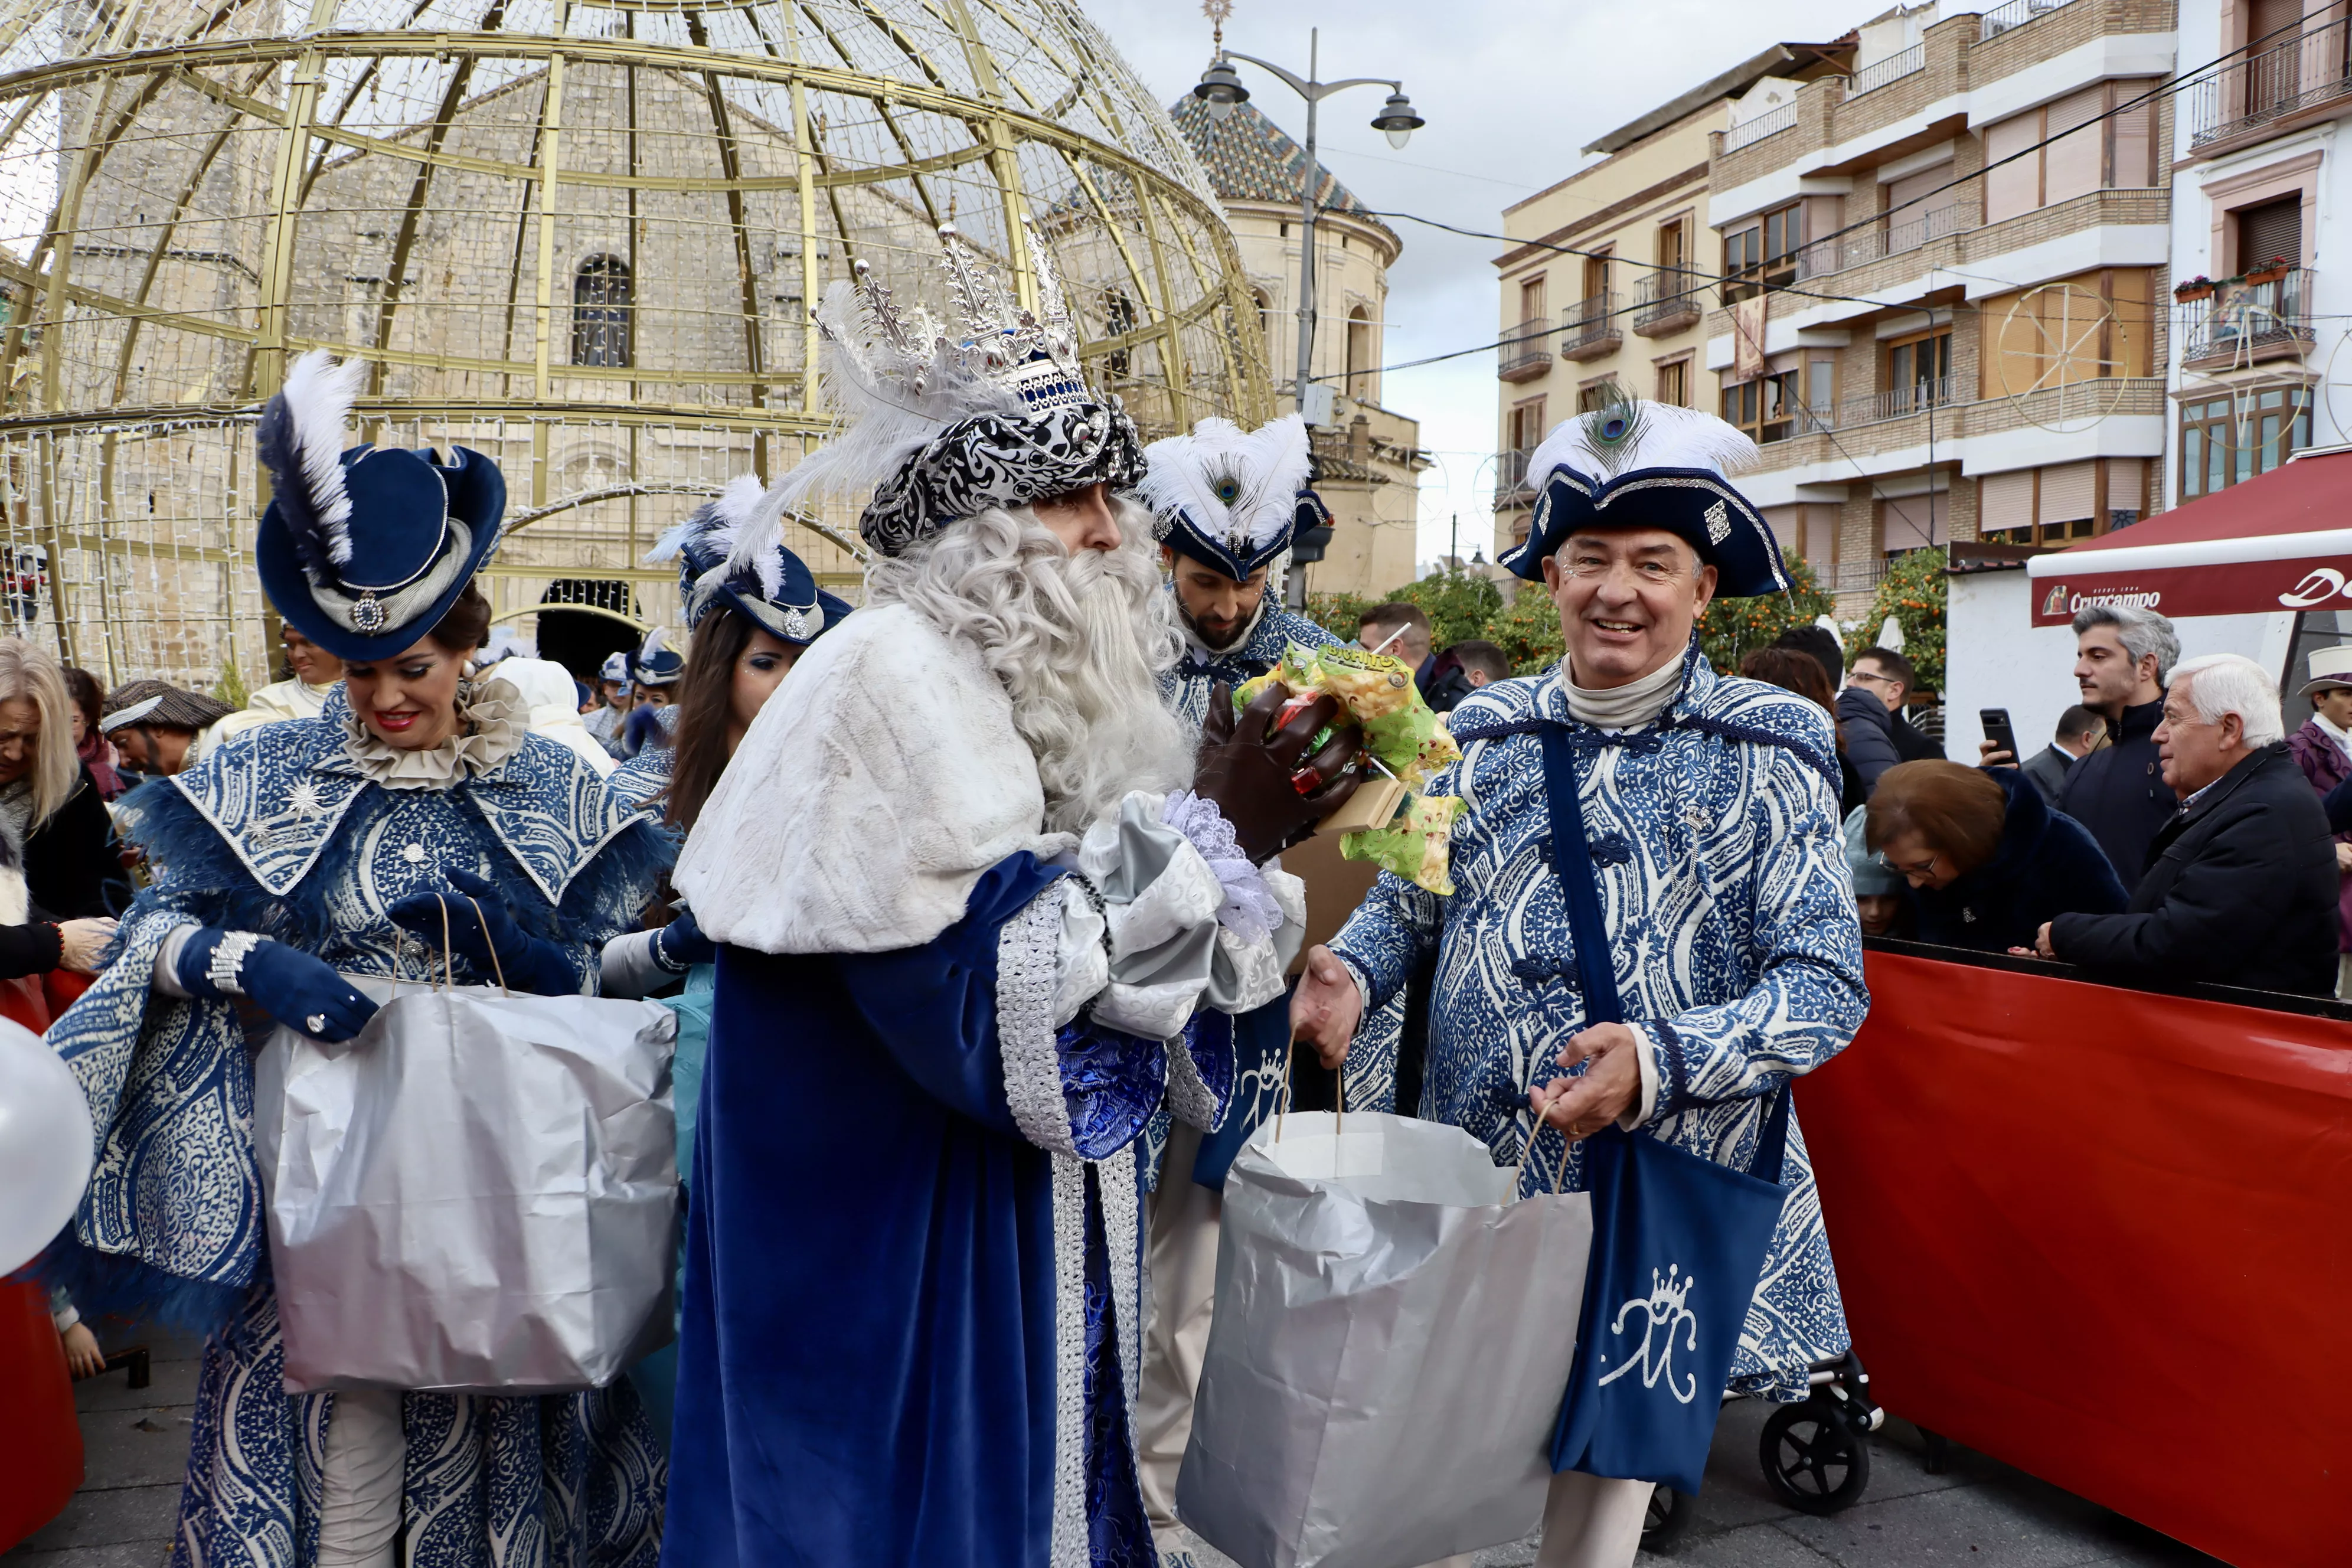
left=1979, top=469, right=2034, bottom=534
left=2236, top=195, right=2302, bottom=272
left=1880, top=494, right=1939, bottom=554
left=2037, top=459, right=2098, bottom=527
left=2042, top=86, right=2106, bottom=206
left=1983, top=113, right=2041, bottom=223
left=2108, top=92, right=2154, bottom=188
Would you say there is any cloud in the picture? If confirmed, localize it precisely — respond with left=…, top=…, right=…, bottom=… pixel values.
left=1083, top=0, right=1866, bottom=573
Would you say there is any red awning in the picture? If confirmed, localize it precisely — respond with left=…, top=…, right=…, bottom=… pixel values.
left=2025, top=446, right=2352, bottom=625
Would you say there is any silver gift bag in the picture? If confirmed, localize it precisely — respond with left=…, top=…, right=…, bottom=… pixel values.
left=253, top=974, right=680, bottom=1396
left=1178, top=1111, right=1594, bottom=1568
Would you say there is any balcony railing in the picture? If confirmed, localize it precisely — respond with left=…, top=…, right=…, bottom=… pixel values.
left=1848, top=43, right=1925, bottom=98
left=2190, top=15, right=2352, bottom=147
left=1497, top=318, right=1552, bottom=383
left=1724, top=102, right=1796, bottom=153
left=1796, top=200, right=1969, bottom=280
left=2180, top=267, right=2316, bottom=368
left=1632, top=272, right=1704, bottom=336
left=1494, top=446, right=1536, bottom=505
left=1979, top=0, right=2080, bottom=43
left=1559, top=294, right=1623, bottom=362
left=1842, top=376, right=1958, bottom=428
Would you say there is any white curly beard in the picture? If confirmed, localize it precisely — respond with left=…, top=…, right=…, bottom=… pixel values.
left=865, top=499, right=1194, bottom=834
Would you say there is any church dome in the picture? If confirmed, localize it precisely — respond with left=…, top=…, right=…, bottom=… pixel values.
left=0, top=0, right=1270, bottom=687
left=1166, top=94, right=1397, bottom=253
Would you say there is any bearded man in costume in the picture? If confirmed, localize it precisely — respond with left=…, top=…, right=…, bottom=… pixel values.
left=659, top=227, right=1364, bottom=1567
left=1293, top=398, right=1867, bottom=1568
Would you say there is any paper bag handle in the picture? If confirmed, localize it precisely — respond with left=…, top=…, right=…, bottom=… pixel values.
left=1272, top=1033, right=1342, bottom=1145
left=462, top=896, right=511, bottom=997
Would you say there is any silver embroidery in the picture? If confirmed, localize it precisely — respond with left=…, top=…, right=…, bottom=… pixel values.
left=1163, top=1024, right=1222, bottom=1132
left=1048, top=1152, right=1089, bottom=1568
left=995, top=887, right=1076, bottom=1156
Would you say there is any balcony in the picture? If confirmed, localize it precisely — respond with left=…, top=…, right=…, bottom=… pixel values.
left=1847, top=43, right=1925, bottom=98
left=1632, top=273, right=1703, bottom=338
left=1558, top=293, right=1623, bottom=362
left=1978, top=0, right=2080, bottom=43
left=2180, top=268, right=2316, bottom=371
left=1494, top=446, right=1536, bottom=507
left=1497, top=318, right=1552, bottom=383
left=1796, top=200, right=1970, bottom=281
left=1740, top=376, right=2169, bottom=472
left=2189, top=16, right=2352, bottom=150
left=1723, top=102, right=1795, bottom=153
left=1838, top=376, right=1958, bottom=429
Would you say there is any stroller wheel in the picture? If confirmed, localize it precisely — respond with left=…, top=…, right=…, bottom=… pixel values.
left=1642, top=1482, right=1698, bottom=1551
left=1760, top=1396, right=1871, bottom=1515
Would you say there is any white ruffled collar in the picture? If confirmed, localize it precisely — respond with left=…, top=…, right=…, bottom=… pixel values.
left=341, top=675, right=527, bottom=789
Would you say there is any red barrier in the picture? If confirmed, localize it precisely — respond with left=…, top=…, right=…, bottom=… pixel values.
left=0, top=1279, right=81, bottom=1550
left=1799, top=950, right=2352, bottom=1566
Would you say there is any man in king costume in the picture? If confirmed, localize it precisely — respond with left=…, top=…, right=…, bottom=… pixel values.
left=661, top=226, right=1364, bottom=1567
left=1293, top=397, right=1867, bottom=1568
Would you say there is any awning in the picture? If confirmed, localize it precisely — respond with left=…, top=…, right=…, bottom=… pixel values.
left=2025, top=445, right=2352, bottom=625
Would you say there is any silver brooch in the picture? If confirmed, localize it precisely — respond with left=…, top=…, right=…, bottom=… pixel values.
left=783, top=605, right=817, bottom=641
left=351, top=592, right=387, bottom=632
left=1704, top=499, right=1731, bottom=545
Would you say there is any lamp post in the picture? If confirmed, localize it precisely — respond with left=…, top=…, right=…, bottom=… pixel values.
left=1193, top=30, right=1422, bottom=427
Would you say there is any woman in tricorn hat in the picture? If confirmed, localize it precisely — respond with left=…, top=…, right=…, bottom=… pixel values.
left=42, top=350, right=672, bottom=1566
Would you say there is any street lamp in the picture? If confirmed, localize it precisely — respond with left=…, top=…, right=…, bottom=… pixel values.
left=1193, top=28, right=1425, bottom=430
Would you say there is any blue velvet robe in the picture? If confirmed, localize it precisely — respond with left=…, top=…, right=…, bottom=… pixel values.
left=661, top=854, right=1231, bottom=1568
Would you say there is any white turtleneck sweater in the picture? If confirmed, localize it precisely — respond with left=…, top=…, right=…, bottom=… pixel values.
left=1562, top=652, right=1684, bottom=730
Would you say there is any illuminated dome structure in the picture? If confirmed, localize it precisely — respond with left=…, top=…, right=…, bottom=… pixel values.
left=0, top=0, right=1270, bottom=685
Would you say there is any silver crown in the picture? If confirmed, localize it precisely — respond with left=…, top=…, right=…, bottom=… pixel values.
left=835, top=220, right=1093, bottom=416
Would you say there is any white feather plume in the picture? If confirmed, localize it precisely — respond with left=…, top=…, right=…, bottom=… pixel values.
left=282, top=350, right=365, bottom=552
left=1134, top=413, right=1313, bottom=556
left=646, top=473, right=767, bottom=566
left=640, top=625, right=672, bottom=664
left=1527, top=400, right=1759, bottom=495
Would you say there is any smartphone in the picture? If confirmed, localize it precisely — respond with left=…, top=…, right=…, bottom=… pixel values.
left=1980, top=707, right=2020, bottom=762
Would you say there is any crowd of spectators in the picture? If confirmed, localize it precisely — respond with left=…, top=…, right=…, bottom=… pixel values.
left=1352, top=602, right=1509, bottom=714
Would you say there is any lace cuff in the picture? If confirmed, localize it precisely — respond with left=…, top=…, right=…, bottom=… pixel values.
left=1159, top=790, right=1282, bottom=945
left=997, top=881, right=1167, bottom=1160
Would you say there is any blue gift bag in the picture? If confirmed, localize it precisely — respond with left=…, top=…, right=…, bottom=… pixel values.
left=1535, top=723, right=1793, bottom=1496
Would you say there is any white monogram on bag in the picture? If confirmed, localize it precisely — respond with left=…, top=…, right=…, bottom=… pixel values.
left=1595, top=1262, right=1701, bottom=1405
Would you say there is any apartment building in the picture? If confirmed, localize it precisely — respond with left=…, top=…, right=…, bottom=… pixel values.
left=1702, top=0, right=2178, bottom=613
left=2164, top=0, right=2351, bottom=508
left=1491, top=41, right=1853, bottom=560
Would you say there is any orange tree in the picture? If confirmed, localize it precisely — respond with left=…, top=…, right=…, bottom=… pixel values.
left=1845, top=548, right=1947, bottom=696
left=1696, top=553, right=1835, bottom=677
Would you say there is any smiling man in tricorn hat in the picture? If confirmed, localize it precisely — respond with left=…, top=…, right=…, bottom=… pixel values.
left=1292, top=392, right=1868, bottom=1568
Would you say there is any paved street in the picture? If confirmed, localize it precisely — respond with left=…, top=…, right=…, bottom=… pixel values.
left=7, top=1328, right=2228, bottom=1568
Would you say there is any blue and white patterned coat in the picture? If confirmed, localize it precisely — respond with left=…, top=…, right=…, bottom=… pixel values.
left=1328, top=648, right=1867, bottom=1399
left=45, top=684, right=672, bottom=1567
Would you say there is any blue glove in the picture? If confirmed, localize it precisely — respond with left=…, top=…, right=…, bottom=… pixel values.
left=387, top=867, right=582, bottom=995
left=652, top=909, right=714, bottom=974
left=175, top=927, right=378, bottom=1043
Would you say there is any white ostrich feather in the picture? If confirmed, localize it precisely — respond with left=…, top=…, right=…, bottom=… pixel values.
left=281, top=348, right=367, bottom=560
left=1528, top=400, right=1759, bottom=494
left=640, top=625, right=673, bottom=664
left=1135, top=413, right=1312, bottom=554
left=646, top=473, right=767, bottom=566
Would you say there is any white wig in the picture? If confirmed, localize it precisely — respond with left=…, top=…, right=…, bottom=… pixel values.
left=865, top=498, right=1192, bottom=834
left=2170, top=652, right=2284, bottom=747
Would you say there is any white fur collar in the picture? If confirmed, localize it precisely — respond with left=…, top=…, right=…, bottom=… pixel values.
left=674, top=602, right=1074, bottom=953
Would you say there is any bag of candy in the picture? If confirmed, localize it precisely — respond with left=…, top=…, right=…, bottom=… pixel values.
left=1234, top=644, right=1463, bottom=893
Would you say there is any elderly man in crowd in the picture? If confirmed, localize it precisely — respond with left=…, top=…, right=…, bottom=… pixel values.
left=2026, top=653, right=2338, bottom=995
left=100, top=680, right=234, bottom=779
left=2056, top=604, right=2178, bottom=896
left=1293, top=397, right=1866, bottom=1568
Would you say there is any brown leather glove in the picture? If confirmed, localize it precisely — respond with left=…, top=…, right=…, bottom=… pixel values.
left=1193, top=681, right=1365, bottom=863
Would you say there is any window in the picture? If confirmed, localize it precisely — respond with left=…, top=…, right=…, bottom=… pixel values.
left=1983, top=83, right=2160, bottom=224
left=1252, top=287, right=1274, bottom=343
left=570, top=256, right=633, bottom=368
left=1518, top=275, right=1547, bottom=324
left=1657, top=218, right=1686, bottom=273
left=1886, top=327, right=1952, bottom=411
left=2180, top=388, right=2311, bottom=501
left=1346, top=305, right=1374, bottom=403
left=1979, top=460, right=2147, bottom=547
left=1504, top=396, right=1547, bottom=494
left=1582, top=249, right=1611, bottom=305
left=1983, top=269, right=2153, bottom=398
left=1577, top=378, right=1621, bottom=414
left=1722, top=203, right=1801, bottom=301
left=2235, top=194, right=2302, bottom=275
left=1104, top=290, right=1135, bottom=379
left=1655, top=358, right=1688, bottom=407
left=1721, top=362, right=1805, bottom=444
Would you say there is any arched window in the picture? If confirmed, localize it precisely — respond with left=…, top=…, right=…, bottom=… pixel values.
left=1105, top=290, right=1135, bottom=379
left=1345, top=305, right=1374, bottom=404
left=1253, top=288, right=1275, bottom=348
left=571, top=256, right=633, bottom=368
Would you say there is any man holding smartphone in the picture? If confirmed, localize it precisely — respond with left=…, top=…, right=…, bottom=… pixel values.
left=1981, top=704, right=2106, bottom=805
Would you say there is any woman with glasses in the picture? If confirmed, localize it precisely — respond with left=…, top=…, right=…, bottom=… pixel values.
left=1865, top=759, right=2125, bottom=952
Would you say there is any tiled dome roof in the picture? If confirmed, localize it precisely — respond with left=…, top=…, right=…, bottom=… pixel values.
left=1167, top=94, right=1399, bottom=249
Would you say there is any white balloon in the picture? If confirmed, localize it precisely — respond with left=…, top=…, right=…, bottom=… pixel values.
left=0, top=1017, right=93, bottom=1277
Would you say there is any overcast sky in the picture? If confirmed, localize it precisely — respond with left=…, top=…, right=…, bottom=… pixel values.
left=1083, top=0, right=1870, bottom=572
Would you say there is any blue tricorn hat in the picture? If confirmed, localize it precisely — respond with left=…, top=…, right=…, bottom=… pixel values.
left=1498, top=396, right=1789, bottom=599
left=633, top=626, right=685, bottom=687
left=254, top=351, right=506, bottom=662
left=646, top=475, right=852, bottom=646
left=1133, top=414, right=1324, bottom=582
